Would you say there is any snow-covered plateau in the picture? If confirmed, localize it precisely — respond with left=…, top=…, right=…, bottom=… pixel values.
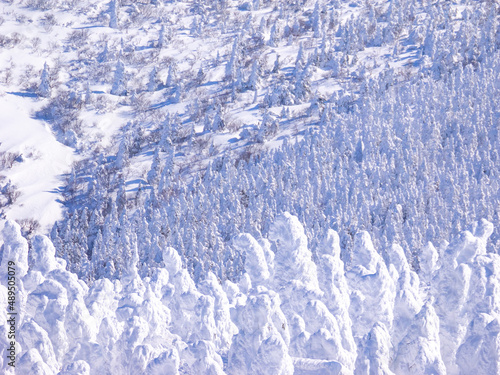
left=0, top=0, right=499, bottom=373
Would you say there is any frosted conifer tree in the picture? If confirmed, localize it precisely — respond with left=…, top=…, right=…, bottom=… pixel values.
left=294, top=62, right=312, bottom=102
left=109, top=0, right=118, bottom=29
left=272, top=54, right=280, bottom=73
left=115, top=131, right=130, bottom=169
left=84, top=81, right=92, bottom=104
left=165, top=64, right=176, bottom=87
left=295, top=42, right=304, bottom=71
left=419, top=242, right=439, bottom=286
left=211, top=106, right=225, bottom=132
left=225, top=38, right=238, bottom=80
left=268, top=24, right=277, bottom=47
left=190, top=16, right=200, bottom=37
left=37, top=62, right=51, bottom=98
left=347, top=231, right=395, bottom=339
left=354, top=138, right=364, bottom=164
left=98, top=41, right=109, bottom=63
left=172, top=81, right=183, bottom=104
left=312, top=1, right=321, bottom=38
left=110, top=59, right=126, bottom=96
left=147, top=147, right=162, bottom=186
left=159, top=115, right=172, bottom=151
left=196, top=66, right=205, bottom=84
left=147, top=67, right=159, bottom=92
left=158, top=24, right=165, bottom=48
left=246, top=60, right=260, bottom=91
left=355, top=323, right=394, bottom=374
left=91, top=229, right=105, bottom=280
left=234, top=66, right=243, bottom=92
left=393, top=301, right=447, bottom=375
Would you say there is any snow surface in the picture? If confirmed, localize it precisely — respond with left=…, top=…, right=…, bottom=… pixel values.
left=0, top=94, right=75, bottom=233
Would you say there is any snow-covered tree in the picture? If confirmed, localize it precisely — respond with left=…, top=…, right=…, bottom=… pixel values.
left=165, top=64, right=176, bottom=87
left=246, top=60, right=260, bottom=91
left=147, top=146, right=162, bottom=185
left=37, top=62, right=51, bottom=98
left=108, top=0, right=118, bottom=29
left=225, top=38, right=239, bottom=81
left=147, top=67, right=160, bottom=92
left=158, top=24, right=166, bottom=48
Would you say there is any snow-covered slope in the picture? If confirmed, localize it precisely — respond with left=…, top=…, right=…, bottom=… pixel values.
left=1, top=0, right=500, bottom=373
left=0, top=94, right=75, bottom=233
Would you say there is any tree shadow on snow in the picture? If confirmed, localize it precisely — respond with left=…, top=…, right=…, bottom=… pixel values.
left=8, top=91, right=37, bottom=98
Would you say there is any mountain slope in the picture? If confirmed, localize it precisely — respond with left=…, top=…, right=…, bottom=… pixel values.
left=0, top=0, right=499, bottom=373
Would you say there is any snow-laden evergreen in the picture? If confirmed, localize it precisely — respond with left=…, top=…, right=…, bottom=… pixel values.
left=37, top=63, right=51, bottom=98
